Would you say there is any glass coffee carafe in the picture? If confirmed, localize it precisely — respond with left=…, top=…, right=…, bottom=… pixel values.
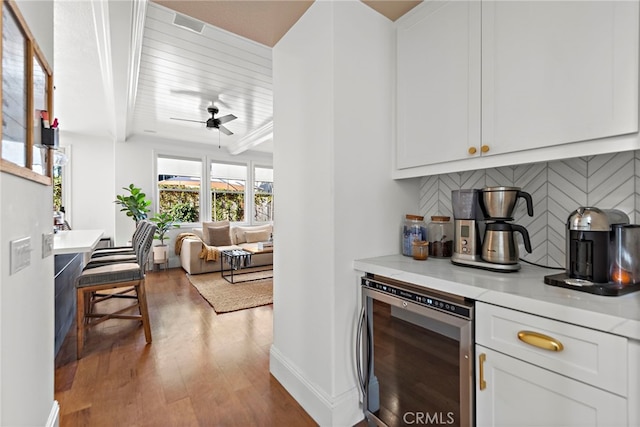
left=610, top=224, right=640, bottom=285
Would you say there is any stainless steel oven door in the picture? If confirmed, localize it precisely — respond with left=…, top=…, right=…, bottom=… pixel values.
left=357, top=276, right=474, bottom=427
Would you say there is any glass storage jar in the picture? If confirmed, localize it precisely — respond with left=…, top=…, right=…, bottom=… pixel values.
left=412, top=240, right=429, bottom=260
left=402, top=214, right=427, bottom=256
left=428, top=216, right=454, bottom=257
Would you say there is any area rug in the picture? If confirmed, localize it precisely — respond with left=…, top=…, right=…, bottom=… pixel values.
left=186, top=270, right=273, bottom=313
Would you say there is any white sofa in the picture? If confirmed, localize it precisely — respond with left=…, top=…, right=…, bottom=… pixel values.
left=178, top=222, right=273, bottom=275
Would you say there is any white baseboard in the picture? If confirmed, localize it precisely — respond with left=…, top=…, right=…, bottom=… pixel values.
left=46, top=400, right=60, bottom=427
left=269, top=345, right=364, bottom=426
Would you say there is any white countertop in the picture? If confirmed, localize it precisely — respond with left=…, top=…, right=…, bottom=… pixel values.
left=53, top=229, right=104, bottom=255
left=354, top=254, right=640, bottom=341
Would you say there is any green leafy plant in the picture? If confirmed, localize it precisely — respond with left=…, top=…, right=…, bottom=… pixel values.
left=114, top=184, right=151, bottom=224
left=150, top=211, right=179, bottom=245
left=169, top=202, right=199, bottom=223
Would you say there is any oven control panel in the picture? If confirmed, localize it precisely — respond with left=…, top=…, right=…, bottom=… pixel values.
left=362, top=277, right=472, bottom=319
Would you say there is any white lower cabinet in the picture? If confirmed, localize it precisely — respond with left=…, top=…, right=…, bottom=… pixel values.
left=475, top=302, right=628, bottom=427
left=476, top=345, right=627, bottom=427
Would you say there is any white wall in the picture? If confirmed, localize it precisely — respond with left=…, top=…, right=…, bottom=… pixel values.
left=0, top=1, right=58, bottom=425
left=60, top=132, right=116, bottom=237
left=271, top=2, right=418, bottom=425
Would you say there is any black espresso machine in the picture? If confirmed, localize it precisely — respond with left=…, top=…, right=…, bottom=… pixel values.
left=545, top=207, right=640, bottom=296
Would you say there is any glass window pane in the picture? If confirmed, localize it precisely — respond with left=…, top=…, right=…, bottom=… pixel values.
left=210, top=162, right=246, bottom=222
left=254, top=166, right=273, bottom=222
left=2, top=5, right=27, bottom=167
left=157, top=157, right=201, bottom=223
left=32, top=55, right=47, bottom=149
left=53, top=148, right=68, bottom=212
left=53, top=165, right=62, bottom=211
left=31, top=144, right=48, bottom=175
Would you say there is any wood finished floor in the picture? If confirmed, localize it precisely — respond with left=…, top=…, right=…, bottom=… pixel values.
left=54, top=268, right=318, bottom=427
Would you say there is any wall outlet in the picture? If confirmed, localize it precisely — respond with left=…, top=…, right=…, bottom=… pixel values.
left=42, top=232, right=54, bottom=258
left=10, top=237, right=31, bottom=275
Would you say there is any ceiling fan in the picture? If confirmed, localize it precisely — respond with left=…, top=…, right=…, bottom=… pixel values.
left=171, top=106, right=237, bottom=135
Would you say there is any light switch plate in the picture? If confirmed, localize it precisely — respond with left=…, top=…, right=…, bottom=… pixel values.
left=10, top=236, right=31, bottom=274
left=42, top=232, right=54, bottom=258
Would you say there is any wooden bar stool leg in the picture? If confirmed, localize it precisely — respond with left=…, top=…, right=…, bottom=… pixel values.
left=136, top=280, right=152, bottom=343
left=76, top=287, right=86, bottom=358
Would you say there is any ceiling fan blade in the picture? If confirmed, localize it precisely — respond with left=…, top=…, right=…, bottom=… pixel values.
left=218, top=125, right=234, bottom=136
left=170, top=117, right=206, bottom=124
left=217, top=114, right=237, bottom=124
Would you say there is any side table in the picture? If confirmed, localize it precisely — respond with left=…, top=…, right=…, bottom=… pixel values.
left=151, top=253, right=168, bottom=271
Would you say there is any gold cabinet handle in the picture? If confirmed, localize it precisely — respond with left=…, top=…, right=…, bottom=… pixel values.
left=468, top=146, right=477, bottom=155
left=517, top=330, right=564, bottom=352
left=478, top=353, right=486, bottom=390
left=481, top=145, right=490, bottom=153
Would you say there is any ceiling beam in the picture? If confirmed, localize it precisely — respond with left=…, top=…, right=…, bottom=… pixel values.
left=228, top=121, right=273, bottom=155
left=108, top=0, right=148, bottom=142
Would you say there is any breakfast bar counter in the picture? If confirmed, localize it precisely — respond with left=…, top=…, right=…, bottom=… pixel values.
left=53, top=229, right=103, bottom=355
left=54, top=229, right=104, bottom=255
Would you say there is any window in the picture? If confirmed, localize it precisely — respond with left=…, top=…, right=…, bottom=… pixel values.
left=210, top=162, right=246, bottom=222
left=53, top=166, right=62, bottom=210
left=157, top=156, right=201, bottom=223
left=254, top=166, right=273, bottom=222
left=52, top=148, right=69, bottom=220
left=0, top=1, right=54, bottom=185
left=155, top=154, right=272, bottom=225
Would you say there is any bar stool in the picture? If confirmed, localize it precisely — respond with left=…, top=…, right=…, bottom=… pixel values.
left=89, top=220, right=151, bottom=259
left=75, top=223, right=157, bottom=358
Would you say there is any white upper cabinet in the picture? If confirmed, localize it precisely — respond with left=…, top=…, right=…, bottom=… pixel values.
left=395, top=0, right=639, bottom=177
left=396, top=1, right=481, bottom=169
left=482, top=1, right=639, bottom=157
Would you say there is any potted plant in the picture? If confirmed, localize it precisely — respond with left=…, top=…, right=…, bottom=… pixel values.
left=114, top=184, right=151, bottom=224
left=150, top=211, right=179, bottom=262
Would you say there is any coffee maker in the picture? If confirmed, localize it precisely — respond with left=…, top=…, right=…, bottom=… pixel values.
left=451, top=186, right=534, bottom=272
left=566, top=207, right=627, bottom=283
left=543, top=207, right=640, bottom=295
left=480, top=186, right=533, bottom=270
left=451, top=189, right=483, bottom=265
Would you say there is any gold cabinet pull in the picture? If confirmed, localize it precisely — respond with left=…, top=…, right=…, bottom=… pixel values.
left=481, top=145, right=490, bottom=153
left=478, top=353, right=487, bottom=390
left=468, top=146, right=477, bottom=155
left=518, top=330, right=564, bottom=352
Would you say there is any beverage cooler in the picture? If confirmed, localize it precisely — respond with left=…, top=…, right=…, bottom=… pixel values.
left=356, top=275, right=475, bottom=427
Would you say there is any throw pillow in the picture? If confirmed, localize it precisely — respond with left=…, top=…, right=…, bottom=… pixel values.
left=244, top=230, right=271, bottom=243
left=205, top=225, right=232, bottom=246
left=202, top=220, right=231, bottom=246
left=234, top=224, right=272, bottom=244
left=203, top=220, right=229, bottom=230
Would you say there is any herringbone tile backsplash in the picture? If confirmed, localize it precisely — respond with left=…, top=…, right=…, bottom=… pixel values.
left=418, top=150, right=640, bottom=268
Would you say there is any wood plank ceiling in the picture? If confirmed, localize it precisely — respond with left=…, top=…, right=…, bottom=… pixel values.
left=133, top=2, right=277, bottom=154
left=54, top=1, right=421, bottom=156
left=135, top=1, right=420, bottom=154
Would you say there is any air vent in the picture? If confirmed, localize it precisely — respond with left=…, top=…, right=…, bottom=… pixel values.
left=173, top=14, right=205, bottom=34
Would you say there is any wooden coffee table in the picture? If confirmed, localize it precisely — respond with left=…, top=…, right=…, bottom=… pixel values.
left=242, top=243, right=273, bottom=255
left=220, top=244, right=273, bottom=284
